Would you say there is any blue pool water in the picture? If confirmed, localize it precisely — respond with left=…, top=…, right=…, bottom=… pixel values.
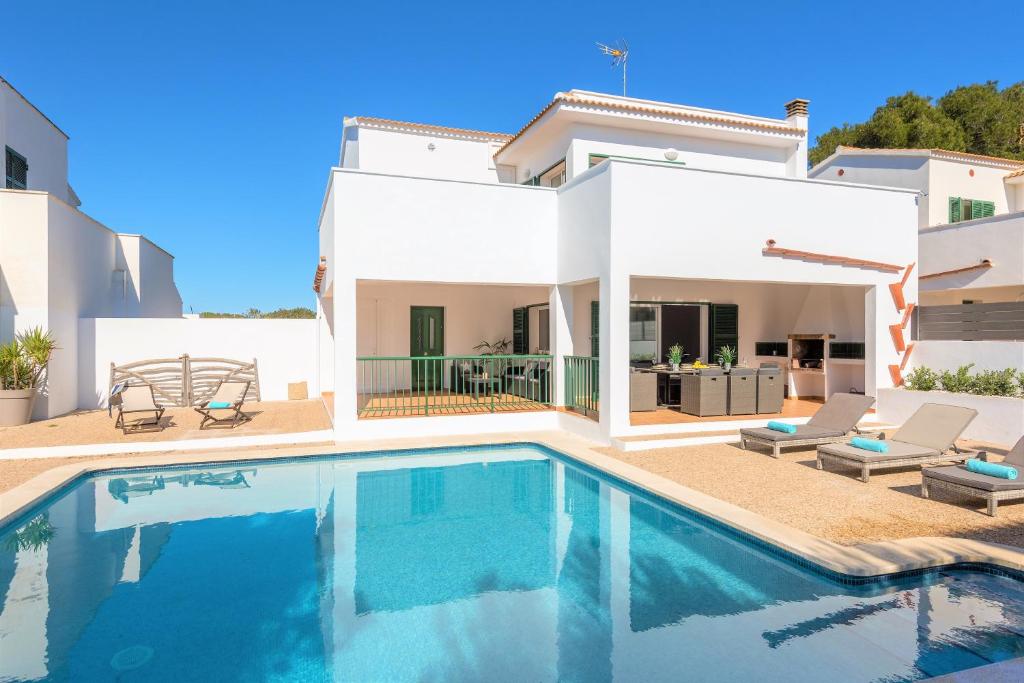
left=2, top=444, right=1024, bottom=682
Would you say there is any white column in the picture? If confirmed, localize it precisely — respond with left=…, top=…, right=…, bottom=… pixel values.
left=599, top=273, right=631, bottom=438
left=864, top=285, right=895, bottom=399
left=550, top=284, right=574, bottom=407
left=333, top=275, right=358, bottom=440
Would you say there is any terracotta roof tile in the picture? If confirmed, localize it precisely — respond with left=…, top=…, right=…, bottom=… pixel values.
left=496, top=92, right=804, bottom=156
left=352, top=116, right=511, bottom=141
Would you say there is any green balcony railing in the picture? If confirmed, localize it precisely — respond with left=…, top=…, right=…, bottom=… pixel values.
left=356, top=355, right=553, bottom=418
left=564, top=355, right=599, bottom=418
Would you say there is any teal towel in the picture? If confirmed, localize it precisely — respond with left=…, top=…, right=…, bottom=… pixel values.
left=766, top=421, right=796, bottom=434
left=208, top=401, right=232, bottom=409
left=966, top=459, right=1018, bottom=480
left=851, top=436, right=889, bottom=453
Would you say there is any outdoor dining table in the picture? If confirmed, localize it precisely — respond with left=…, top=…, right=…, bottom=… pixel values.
left=635, top=365, right=752, bottom=407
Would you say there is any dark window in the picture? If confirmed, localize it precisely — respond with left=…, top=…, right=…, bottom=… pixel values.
left=755, top=342, right=788, bottom=357
left=829, top=342, right=865, bottom=360
left=5, top=147, right=28, bottom=190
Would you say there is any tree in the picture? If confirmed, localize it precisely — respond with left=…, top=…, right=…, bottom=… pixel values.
left=809, top=81, right=1024, bottom=166
left=199, top=306, right=315, bottom=319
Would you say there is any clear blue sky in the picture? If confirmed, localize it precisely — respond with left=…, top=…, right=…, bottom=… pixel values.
left=4, top=1, right=1020, bottom=314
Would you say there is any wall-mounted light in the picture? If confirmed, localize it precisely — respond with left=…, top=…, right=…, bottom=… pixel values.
left=664, top=148, right=679, bottom=161
left=427, top=142, right=436, bottom=151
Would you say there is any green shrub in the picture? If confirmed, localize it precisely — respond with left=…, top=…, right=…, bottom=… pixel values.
left=938, top=364, right=975, bottom=394
left=904, top=363, right=1024, bottom=398
left=971, top=368, right=1020, bottom=397
left=903, top=366, right=939, bottom=391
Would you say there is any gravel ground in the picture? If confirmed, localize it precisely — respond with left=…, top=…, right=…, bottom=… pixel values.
left=0, top=399, right=330, bottom=449
left=599, top=441, right=1024, bottom=548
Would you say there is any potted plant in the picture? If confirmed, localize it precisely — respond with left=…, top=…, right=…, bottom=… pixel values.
left=472, top=338, right=512, bottom=379
left=667, top=343, right=684, bottom=372
left=0, top=328, right=57, bottom=426
left=716, top=345, right=737, bottom=373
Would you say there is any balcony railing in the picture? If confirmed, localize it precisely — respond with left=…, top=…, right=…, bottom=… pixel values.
left=564, top=355, right=599, bottom=418
left=356, top=355, right=552, bottom=418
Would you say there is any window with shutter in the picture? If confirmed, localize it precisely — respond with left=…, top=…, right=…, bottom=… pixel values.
left=5, top=147, right=28, bottom=190
left=590, top=301, right=599, bottom=357
left=948, top=197, right=961, bottom=223
left=709, top=304, right=739, bottom=358
left=512, top=307, right=528, bottom=355
left=976, top=200, right=995, bottom=218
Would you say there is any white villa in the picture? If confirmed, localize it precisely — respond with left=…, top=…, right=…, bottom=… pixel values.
left=316, top=90, right=921, bottom=443
left=0, top=76, right=182, bottom=418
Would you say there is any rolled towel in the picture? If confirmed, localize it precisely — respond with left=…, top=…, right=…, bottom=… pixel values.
left=850, top=436, right=889, bottom=453
left=966, top=459, right=1018, bottom=480
left=207, top=401, right=232, bottom=409
left=766, top=421, right=796, bottom=434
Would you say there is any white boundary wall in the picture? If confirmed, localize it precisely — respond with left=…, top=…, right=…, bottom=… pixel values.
left=78, top=318, right=316, bottom=408
left=911, top=341, right=1024, bottom=373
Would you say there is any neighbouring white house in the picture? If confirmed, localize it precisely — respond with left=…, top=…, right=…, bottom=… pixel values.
left=810, top=147, right=1024, bottom=444
left=809, top=146, right=1024, bottom=306
left=317, top=91, right=920, bottom=444
left=0, top=76, right=183, bottom=418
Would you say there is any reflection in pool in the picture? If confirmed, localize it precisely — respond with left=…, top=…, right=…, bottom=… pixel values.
left=1, top=445, right=1023, bottom=681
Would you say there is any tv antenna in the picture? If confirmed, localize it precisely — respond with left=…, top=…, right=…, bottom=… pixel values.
left=597, top=40, right=629, bottom=96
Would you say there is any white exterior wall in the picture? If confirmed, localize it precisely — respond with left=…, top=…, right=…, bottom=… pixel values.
left=567, top=124, right=790, bottom=179
left=910, top=340, right=1024, bottom=374
left=341, top=126, right=504, bottom=183
left=330, top=169, right=558, bottom=284
left=356, top=282, right=549, bottom=359
left=810, top=153, right=1022, bottom=228
left=925, top=158, right=1015, bottom=227
left=0, top=81, right=71, bottom=203
left=0, top=191, right=182, bottom=417
left=919, top=213, right=1024, bottom=297
left=77, top=318, right=317, bottom=409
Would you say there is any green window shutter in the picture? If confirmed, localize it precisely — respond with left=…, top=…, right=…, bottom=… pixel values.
left=709, top=304, right=739, bottom=359
left=979, top=200, right=995, bottom=218
left=512, top=307, right=528, bottom=354
left=5, top=147, right=28, bottom=190
left=590, top=301, right=600, bottom=357
left=970, top=199, right=983, bottom=220
left=948, top=197, right=961, bottom=223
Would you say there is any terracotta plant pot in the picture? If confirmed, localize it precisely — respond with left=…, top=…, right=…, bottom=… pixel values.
left=0, top=388, right=36, bottom=426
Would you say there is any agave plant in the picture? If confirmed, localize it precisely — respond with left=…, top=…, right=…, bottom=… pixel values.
left=0, top=327, right=57, bottom=390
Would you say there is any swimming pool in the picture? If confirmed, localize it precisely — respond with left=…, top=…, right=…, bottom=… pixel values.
left=1, top=443, right=1023, bottom=681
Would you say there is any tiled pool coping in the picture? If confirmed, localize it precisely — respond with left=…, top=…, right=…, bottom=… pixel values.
left=3, top=430, right=1024, bottom=585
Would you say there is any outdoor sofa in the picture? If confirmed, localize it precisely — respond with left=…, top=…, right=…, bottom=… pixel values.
left=922, top=435, right=1024, bottom=516
left=816, top=403, right=977, bottom=483
left=739, top=392, right=875, bottom=458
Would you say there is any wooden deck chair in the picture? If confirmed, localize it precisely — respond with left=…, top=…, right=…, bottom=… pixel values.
left=195, top=380, right=252, bottom=429
left=112, top=384, right=166, bottom=434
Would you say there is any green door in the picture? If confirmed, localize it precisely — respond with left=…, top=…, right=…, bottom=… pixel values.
left=411, top=306, right=444, bottom=390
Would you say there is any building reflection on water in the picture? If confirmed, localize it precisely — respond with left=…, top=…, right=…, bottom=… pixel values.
left=1, top=449, right=1022, bottom=681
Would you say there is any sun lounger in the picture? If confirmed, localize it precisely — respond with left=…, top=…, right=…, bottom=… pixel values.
left=195, top=380, right=252, bottom=429
left=112, top=384, right=166, bottom=434
left=816, top=403, right=978, bottom=483
left=922, top=436, right=1024, bottom=516
left=739, top=392, right=876, bottom=458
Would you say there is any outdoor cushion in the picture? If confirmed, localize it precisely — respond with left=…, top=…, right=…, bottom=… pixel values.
left=817, top=440, right=940, bottom=463
left=806, top=393, right=876, bottom=433
left=850, top=436, right=888, bottom=453
left=207, top=401, right=232, bottom=409
left=966, top=459, right=1017, bottom=479
left=925, top=465, right=1024, bottom=492
left=890, top=403, right=978, bottom=453
left=766, top=421, right=796, bottom=434
left=740, top=425, right=844, bottom=442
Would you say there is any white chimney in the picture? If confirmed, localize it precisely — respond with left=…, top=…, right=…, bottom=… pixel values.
left=785, top=99, right=810, bottom=178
